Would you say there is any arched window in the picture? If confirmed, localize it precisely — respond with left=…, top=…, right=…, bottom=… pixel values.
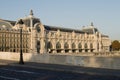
left=78, top=43, right=82, bottom=52
left=47, top=41, right=52, bottom=49
left=90, top=43, right=93, bottom=52
left=72, top=43, right=76, bottom=49
left=37, top=40, right=40, bottom=45
left=78, top=43, right=82, bottom=49
left=23, top=45, right=25, bottom=48
left=14, top=44, right=16, bottom=48
left=26, top=44, right=28, bottom=48
left=84, top=43, right=88, bottom=52
left=36, top=40, right=40, bottom=53
left=56, top=42, right=61, bottom=49
left=64, top=42, right=69, bottom=53
left=84, top=43, right=88, bottom=49
left=97, top=43, right=99, bottom=50
left=64, top=42, right=69, bottom=49
left=90, top=43, right=93, bottom=49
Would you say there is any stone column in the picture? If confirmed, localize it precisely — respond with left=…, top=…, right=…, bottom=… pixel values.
left=52, top=39, right=57, bottom=53
left=82, top=42, right=85, bottom=52
left=68, top=40, right=72, bottom=53
left=87, top=42, right=91, bottom=52
left=31, top=29, right=37, bottom=53
left=75, top=42, right=79, bottom=53
left=40, top=38, right=45, bottom=54
left=61, top=40, right=65, bottom=53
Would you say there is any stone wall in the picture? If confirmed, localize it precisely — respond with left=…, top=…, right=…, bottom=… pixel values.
left=0, top=52, right=120, bottom=69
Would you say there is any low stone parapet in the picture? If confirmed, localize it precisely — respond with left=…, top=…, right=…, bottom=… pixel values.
left=0, top=52, right=120, bottom=69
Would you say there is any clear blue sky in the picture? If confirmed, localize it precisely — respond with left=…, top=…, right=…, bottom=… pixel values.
left=0, top=0, right=120, bottom=40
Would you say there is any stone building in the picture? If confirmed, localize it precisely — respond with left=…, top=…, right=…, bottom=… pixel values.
left=0, top=10, right=111, bottom=54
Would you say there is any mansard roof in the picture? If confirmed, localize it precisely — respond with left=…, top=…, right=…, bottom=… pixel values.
left=101, top=34, right=109, bottom=37
left=0, top=19, right=16, bottom=26
left=0, top=19, right=15, bottom=29
left=3, top=20, right=16, bottom=26
left=44, top=25, right=84, bottom=33
left=82, top=27, right=99, bottom=34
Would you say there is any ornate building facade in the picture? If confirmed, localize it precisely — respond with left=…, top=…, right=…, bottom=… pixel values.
left=0, top=10, right=111, bottom=54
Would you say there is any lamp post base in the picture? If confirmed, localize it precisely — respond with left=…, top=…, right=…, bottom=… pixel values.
left=19, top=50, right=24, bottom=64
left=19, top=61, right=24, bottom=64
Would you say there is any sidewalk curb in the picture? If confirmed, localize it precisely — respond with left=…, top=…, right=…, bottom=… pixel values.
left=4, top=63, right=120, bottom=77
left=0, top=59, right=120, bottom=77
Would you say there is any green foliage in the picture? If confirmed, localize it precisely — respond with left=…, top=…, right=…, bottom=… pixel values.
left=111, top=40, right=120, bottom=51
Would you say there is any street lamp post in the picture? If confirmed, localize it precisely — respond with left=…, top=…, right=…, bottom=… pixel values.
left=18, top=19, right=24, bottom=64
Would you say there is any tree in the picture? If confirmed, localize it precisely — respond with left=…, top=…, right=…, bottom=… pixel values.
left=111, top=40, right=120, bottom=51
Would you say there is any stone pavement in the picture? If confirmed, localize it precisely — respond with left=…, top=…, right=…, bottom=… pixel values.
left=0, top=59, right=120, bottom=77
